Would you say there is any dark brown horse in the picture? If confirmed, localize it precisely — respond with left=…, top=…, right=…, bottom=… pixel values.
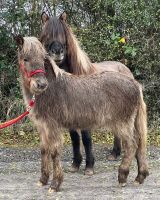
left=40, top=12, right=135, bottom=175
left=15, top=35, right=148, bottom=192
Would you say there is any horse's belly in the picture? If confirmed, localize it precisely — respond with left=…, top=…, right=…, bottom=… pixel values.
left=61, top=111, right=113, bottom=130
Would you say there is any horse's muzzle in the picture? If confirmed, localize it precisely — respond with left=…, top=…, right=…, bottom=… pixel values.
left=36, top=79, right=48, bottom=90
left=30, top=78, right=48, bottom=94
left=49, top=53, right=64, bottom=64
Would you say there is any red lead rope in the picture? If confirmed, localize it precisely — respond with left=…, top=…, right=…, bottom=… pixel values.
left=0, top=97, right=35, bottom=130
left=0, top=62, right=45, bottom=130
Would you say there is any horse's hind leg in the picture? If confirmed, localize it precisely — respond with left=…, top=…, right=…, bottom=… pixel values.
left=107, top=136, right=121, bottom=161
left=81, top=130, right=95, bottom=175
left=134, top=125, right=149, bottom=184
left=69, top=129, right=82, bottom=172
left=135, top=143, right=149, bottom=184
left=118, top=129, right=136, bottom=186
left=135, top=100, right=149, bottom=184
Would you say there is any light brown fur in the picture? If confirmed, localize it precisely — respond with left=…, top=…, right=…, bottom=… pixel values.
left=40, top=13, right=136, bottom=167
left=16, top=36, right=149, bottom=192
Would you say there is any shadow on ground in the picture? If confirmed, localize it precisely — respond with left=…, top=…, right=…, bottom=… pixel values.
left=0, top=145, right=160, bottom=200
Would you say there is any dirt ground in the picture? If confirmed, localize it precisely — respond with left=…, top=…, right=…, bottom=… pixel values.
left=0, top=144, right=160, bottom=200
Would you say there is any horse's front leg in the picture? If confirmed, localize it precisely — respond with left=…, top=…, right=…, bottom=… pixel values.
left=37, top=126, right=50, bottom=186
left=49, top=133, right=63, bottom=192
left=39, top=147, right=50, bottom=185
left=69, top=129, right=82, bottom=172
left=81, top=130, right=95, bottom=175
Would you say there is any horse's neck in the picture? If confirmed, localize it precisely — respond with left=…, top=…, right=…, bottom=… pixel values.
left=59, top=63, right=70, bottom=72
left=59, top=59, right=70, bottom=72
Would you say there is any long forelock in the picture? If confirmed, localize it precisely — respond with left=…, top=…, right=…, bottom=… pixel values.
left=41, top=17, right=67, bottom=45
left=41, top=16, right=96, bottom=75
left=22, top=37, right=46, bottom=59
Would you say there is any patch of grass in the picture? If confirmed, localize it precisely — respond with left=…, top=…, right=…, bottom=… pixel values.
left=0, top=129, right=39, bottom=147
left=0, top=124, right=160, bottom=147
left=148, top=128, right=160, bottom=146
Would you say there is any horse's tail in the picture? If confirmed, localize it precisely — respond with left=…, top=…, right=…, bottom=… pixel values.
left=134, top=85, right=149, bottom=183
left=135, top=87, right=147, bottom=148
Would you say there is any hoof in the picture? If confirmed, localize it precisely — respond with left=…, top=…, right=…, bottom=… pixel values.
left=107, top=151, right=120, bottom=161
left=84, top=168, right=94, bottom=176
left=39, top=177, right=49, bottom=186
left=48, top=187, right=56, bottom=194
left=134, top=181, right=140, bottom=186
left=69, top=164, right=79, bottom=173
left=135, top=170, right=149, bottom=184
left=119, top=182, right=127, bottom=187
left=107, top=154, right=118, bottom=161
left=37, top=181, right=43, bottom=187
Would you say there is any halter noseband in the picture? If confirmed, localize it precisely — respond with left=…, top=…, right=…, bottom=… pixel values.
left=20, top=62, right=46, bottom=78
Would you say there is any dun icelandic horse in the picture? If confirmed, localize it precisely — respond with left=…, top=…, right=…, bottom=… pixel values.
left=40, top=12, right=135, bottom=175
left=15, top=35, right=148, bottom=192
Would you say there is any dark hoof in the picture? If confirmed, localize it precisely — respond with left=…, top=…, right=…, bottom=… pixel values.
left=84, top=168, right=94, bottom=176
left=135, top=170, right=149, bottom=184
left=39, top=176, right=49, bottom=185
left=118, top=168, right=129, bottom=185
left=49, top=179, right=62, bottom=192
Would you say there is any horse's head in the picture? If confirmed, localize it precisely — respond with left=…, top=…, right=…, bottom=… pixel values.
left=14, top=35, right=48, bottom=95
left=48, top=41, right=66, bottom=65
left=40, top=12, right=95, bottom=75
left=40, top=12, right=67, bottom=65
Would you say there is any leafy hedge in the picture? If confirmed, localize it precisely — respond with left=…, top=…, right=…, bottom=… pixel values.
left=0, top=0, right=160, bottom=134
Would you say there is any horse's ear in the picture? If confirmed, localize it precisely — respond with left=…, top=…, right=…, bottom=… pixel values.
left=41, top=12, right=49, bottom=24
left=59, top=12, right=67, bottom=22
left=14, top=34, right=24, bottom=48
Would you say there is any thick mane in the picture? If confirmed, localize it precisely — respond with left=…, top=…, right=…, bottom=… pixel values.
left=40, top=17, right=66, bottom=45
left=22, top=37, right=46, bottom=59
left=62, top=22, right=96, bottom=75
left=47, top=56, right=63, bottom=77
left=40, top=17, right=96, bottom=75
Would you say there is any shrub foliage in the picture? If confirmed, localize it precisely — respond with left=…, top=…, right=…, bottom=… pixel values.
left=0, top=0, right=159, bottom=133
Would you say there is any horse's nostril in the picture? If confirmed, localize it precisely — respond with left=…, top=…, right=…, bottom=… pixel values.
left=36, top=81, right=47, bottom=90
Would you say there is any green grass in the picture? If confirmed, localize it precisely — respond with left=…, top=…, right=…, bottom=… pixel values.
left=0, top=125, right=160, bottom=147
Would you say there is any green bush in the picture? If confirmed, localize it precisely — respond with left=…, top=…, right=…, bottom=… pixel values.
left=0, top=0, right=159, bottom=136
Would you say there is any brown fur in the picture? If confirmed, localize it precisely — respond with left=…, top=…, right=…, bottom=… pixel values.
left=40, top=14, right=134, bottom=78
left=16, top=36, right=149, bottom=192
left=40, top=13, right=136, bottom=165
left=40, top=16, right=96, bottom=75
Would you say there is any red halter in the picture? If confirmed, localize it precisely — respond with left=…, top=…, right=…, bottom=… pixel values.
left=19, top=62, right=46, bottom=78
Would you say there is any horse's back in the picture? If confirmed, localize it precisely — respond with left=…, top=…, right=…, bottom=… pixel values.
left=94, top=61, right=134, bottom=78
left=52, top=71, right=140, bottom=128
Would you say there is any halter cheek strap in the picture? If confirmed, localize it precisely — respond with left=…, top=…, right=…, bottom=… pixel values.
left=20, top=63, right=46, bottom=78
